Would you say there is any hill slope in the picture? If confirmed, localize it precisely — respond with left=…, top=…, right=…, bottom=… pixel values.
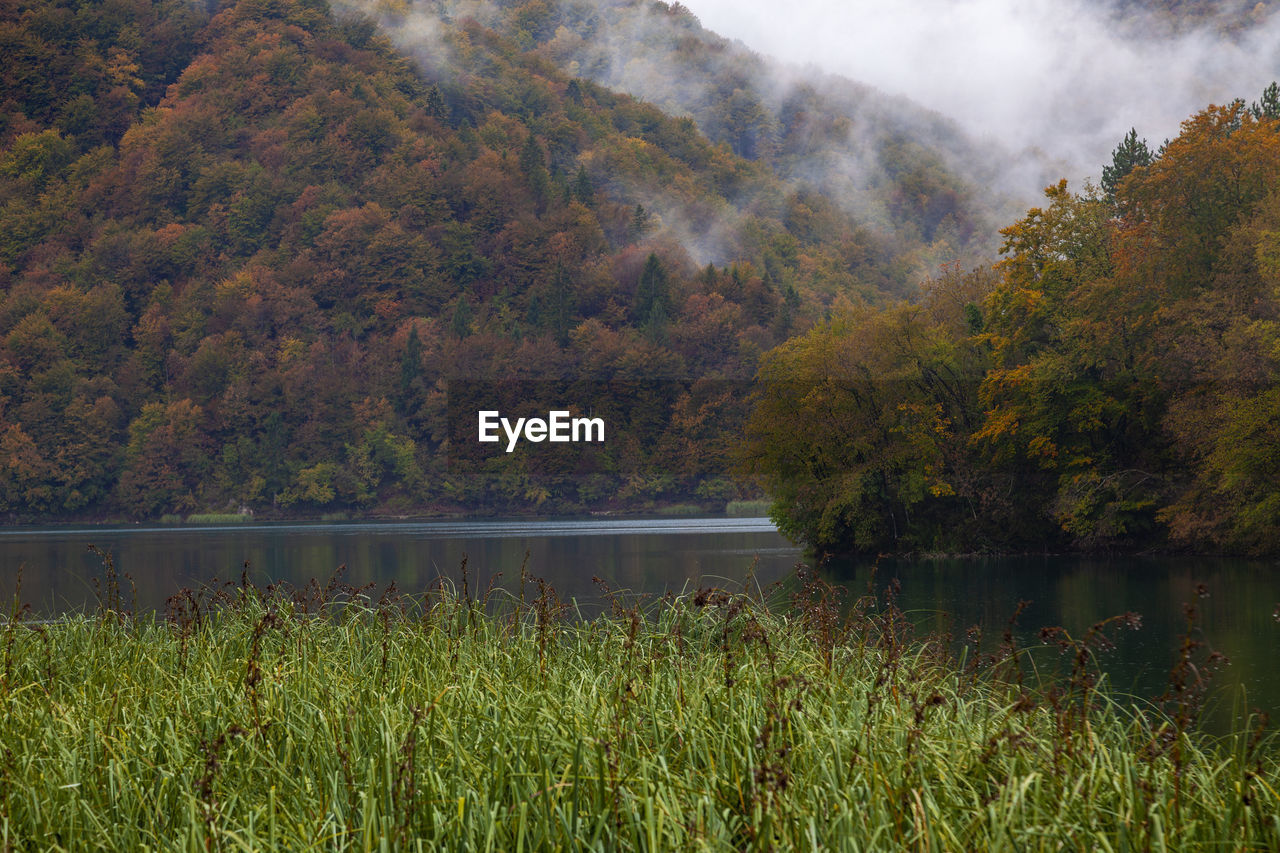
left=354, top=0, right=1014, bottom=278
left=1, top=0, right=919, bottom=519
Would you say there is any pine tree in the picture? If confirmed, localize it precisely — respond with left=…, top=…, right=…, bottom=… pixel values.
left=519, top=131, right=549, bottom=212
left=572, top=165, right=594, bottom=206
left=1252, top=81, right=1280, bottom=121
left=634, top=253, right=669, bottom=337
left=451, top=298, right=473, bottom=338
left=424, top=84, right=448, bottom=121
left=628, top=204, right=652, bottom=242
left=550, top=263, right=574, bottom=346
left=1101, top=128, right=1152, bottom=201
left=396, top=326, right=422, bottom=415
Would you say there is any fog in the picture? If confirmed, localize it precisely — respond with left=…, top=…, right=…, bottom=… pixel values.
left=347, top=0, right=1280, bottom=269
left=678, top=0, right=1280, bottom=182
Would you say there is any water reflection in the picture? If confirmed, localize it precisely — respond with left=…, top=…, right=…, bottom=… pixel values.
left=824, top=554, right=1280, bottom=727
left=0, top=518, right=800, bottom=615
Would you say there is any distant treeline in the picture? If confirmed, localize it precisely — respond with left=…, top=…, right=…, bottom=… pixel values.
left=744, top=87, right=1280, bottom=555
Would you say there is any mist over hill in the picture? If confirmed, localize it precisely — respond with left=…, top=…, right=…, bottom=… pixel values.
left=676, top=0, right=1280, bottom=188
left=346, top=0, right=1278, bottom=252
left=344, top=0, right=1025, bottom=276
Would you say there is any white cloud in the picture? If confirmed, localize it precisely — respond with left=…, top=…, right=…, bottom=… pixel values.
left=679, top=0, right=1280, bottom=182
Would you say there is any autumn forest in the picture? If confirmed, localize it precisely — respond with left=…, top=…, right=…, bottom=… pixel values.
left=2, top=0, right=1279, bottom=556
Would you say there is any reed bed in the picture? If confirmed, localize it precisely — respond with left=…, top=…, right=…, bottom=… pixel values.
left=1, top=563, right=1277, bottom=851
left=725, top=499, right=773, bottom=517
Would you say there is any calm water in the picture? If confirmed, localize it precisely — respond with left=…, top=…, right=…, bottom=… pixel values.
left=2, top=519, right=1278, bottom=724
left=0, top=518, right=801, bottom=614
left=829, top=555, right=1280, bottom=726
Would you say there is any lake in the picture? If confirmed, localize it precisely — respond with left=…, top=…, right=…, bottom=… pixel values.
left=0, top=517, right=802, bottom=614
left=837, top=554, right=1280, bottom=729
left=2, top=518, right=1278, bottom=726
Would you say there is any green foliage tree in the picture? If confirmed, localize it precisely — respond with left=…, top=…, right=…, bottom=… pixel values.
left=1251, top=81, right=1279, bottom=120
left=1100, top=128, right=1152, bottom=201
left=397, top=325, right=423, bottom=416
left=115, top=399, right=210, bottom=518
left=742, top=293, right=993, bottom=554
left=634, top=252, right=669, bottom=338
left=518, top=129, right=550, bottom=212
left=572, top=164, right=594, bottom=206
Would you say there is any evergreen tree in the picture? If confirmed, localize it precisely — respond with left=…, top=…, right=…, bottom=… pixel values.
left=566, top=78, right=584, bottom=105
left=1252, top=81, right=1280, bottom=121
left=634, top=253, right=669, bottom=337
left=550, top=263, right=574, bottom=346
left=628, top=204, right=652, bottom=242
left=424, top=84, right=448, bottom=121
left=572, top=165, right=594, bottom=206
left=397, top=326, right=422, bottom=415
left=700, top=263, right=717, bottom=289
left=1101, top=128, right=1153, bottom=201
left=451, top=298, right=473, bottom=339
left=519, top=131, right=550, bottom=212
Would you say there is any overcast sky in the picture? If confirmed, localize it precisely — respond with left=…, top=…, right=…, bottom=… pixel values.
left=679, top=0, right=1280, bottom=182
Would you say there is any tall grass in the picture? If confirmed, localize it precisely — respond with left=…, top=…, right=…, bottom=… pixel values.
left=726, top=499, right=772, bottom=517
left=0, top=564, right=1276, bottom=850
left=185, top=513, right=253, bottom=524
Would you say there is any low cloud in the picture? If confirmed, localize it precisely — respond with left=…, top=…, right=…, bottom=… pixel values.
left=679, top=0, right=1280, bottom=185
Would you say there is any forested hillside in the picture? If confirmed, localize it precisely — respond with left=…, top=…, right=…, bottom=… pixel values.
left=0, top=0, right=914, bottom=520
left=355, top=0, right=1008, bottom=280
left=744, top=90, right=1280, bottom=555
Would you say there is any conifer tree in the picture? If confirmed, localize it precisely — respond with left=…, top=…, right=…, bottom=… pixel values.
left=397, top=326, right=422, bottom=415
left=519, top=131, right=550, bottom=212
left=1252, top=81, right=1280, bottom=120
left=1101, top=128, right=1153, bottom=201
left=572, top=165, right=594, bottom=206
left=635, top=253, right=669, bottom=337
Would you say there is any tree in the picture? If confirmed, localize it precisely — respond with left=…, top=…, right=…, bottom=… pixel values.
left=1117, top=102, right=1280, bottom=294
left=450, top=297, right=474, bottom=339
left=572, top=165, right=594, bottom=206
left=115, top=399, right=211, bottom=518
left=548, top=262, right=574, bottom=346
left=1251, top=81, right=1279, bottom=121
left=1155, top=183, right=1280, bottom=552
left=975, top=180, right=1169, bottom=547
left=424, top=84, right=448, bottom=120
left=741, top=301, right=987, bottom=555
left=628, top=204, right=652, bottom=242
left=0, top=424, right=57, bottom=513
left=0, top=130, right=74, bottom=190
left=634, top=253, right=669, bottom=338
left=518, top=130, right=550, bottom=212
left=1100, top=128, right=1152, bottom=201
left=717, top=88, right=775, bottom=160
left=397, top=325, right=423, bottom=415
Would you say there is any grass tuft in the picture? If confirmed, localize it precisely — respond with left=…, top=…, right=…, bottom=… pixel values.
left=185, top=513, right=253, bottom=524
left=726, top=499, right=772, bottom=517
